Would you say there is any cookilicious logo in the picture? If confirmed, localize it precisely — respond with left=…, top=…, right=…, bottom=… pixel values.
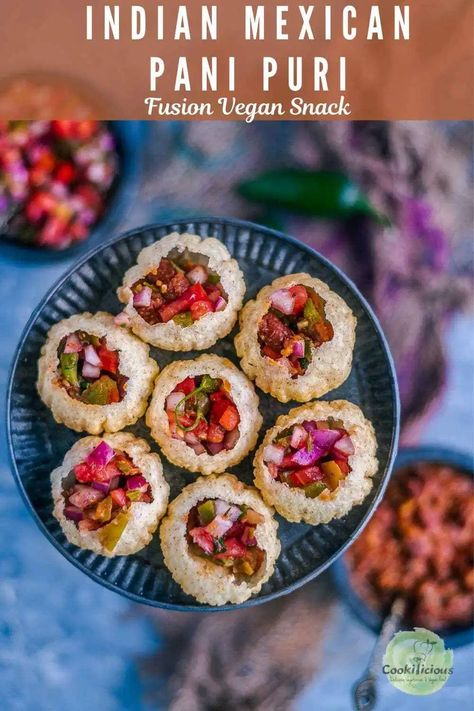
left=383, top=628, right=454, bottom=695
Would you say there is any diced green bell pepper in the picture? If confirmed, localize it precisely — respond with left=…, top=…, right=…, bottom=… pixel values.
left=303, top=297, right=321, bottom=324
left=81, top=375, right=118, bottom=405
left=199, top=375, right=220, bottom=394
left=198, top=499, right=216, bottom=525
left=126, top=489, right=142, bottom=502
left=173, top=312, right=193, bottom=327
left=304, top=482, right=327, bottom=499
left=60, top=352, right=79, bottom=386
left=206, top=273, right=221, bottom=285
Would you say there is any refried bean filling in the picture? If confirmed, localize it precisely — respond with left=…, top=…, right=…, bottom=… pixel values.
left=258, top=284, right=333, bottom=377
left=166, top=375, right=240, bottom=456
left=57, top=330, right=127, bottom=404
left=131, top=251, right=228, bottom=326
left=187, top=498, right=265, bottom=577
left=263, top=418, right=354, bottom=498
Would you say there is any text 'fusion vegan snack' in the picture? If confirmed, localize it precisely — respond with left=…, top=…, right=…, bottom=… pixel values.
left=146, top=354, right=262, bottom=475
left=37, top=311, right=158, bottom=434
left=116, top=232, right=245, bottom=350
left=51, top=433, right=169, bottom=557
left=235, top=273, right=356, bottom=402
left=254, top=400, right=378, bottom=525
left=160, top=474, right=280, bottom=605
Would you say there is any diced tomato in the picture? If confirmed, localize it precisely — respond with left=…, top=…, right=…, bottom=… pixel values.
left=97, top=346, right=118, bottom=374
left=176, top=376, right=195, bottom=395
left=74, top=462, right=94, bottom=483
left=225, top=521, right=245, bottom=539
left=54, top=161, right=76, bottom=184
left=207, top=423, right=225, bottom=443
left=193, top=419, right=209, bottom=440
left=189, top=527, right=214, bottom=554
left=110, top=488, right=127, bottom=507
left=289, top=466, right=323, bottom=487
left=215, top=538, right=246, bottom=559
left=51, top=120, right=77, bottom=139
left=210, top=397, right=231, bottom=423
left=289, top=285, right=308, bottom=314
left=262, top=345, right=282, bottom=360
left=219, top=405, right=240, bottom=432
left=93, top=462, right=122, bottom=483
left=281, top=454, right=296, bottom=469
left=75, top=121, right=98, bottom=140
left=190, top=299, right=213, bottom=321
left=159, top=284, right=209, bottom=323
left=267, top=462, right=279, bottom=480
left=25, top=190, right=56, bottom=223
left=333, top=457, right=351, bottom=475
left=210, top=389, right=228, bottom=402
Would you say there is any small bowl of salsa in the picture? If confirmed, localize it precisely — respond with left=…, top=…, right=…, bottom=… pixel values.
left=332, top=447, right=474, bottom=648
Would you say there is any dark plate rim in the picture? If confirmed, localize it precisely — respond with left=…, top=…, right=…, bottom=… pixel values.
left=6, top=216, right=400, bottom=611
left=332, top=446, right=474, bottom=647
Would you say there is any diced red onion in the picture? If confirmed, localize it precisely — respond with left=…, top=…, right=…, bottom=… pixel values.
left=214, top=499, right=230, bottom=516
left=133, top=286, right=152, bottom=307
left=126, top=475, right=148, bottom=491
left=82, top=361, right=101, bottom=379
left=292, top=339, right=305, bottom=359
left=226, top=505, right=242, bottom=522
left=205, top=514, right=233, bottom=537
left=290, top=425, right=307, bottom=449
left=303, top=422, right=342, bottom=453
left=64, top=505, right=84, bottom=521
left=69, top=485, right=105, bottom=509
left=166, top=391, right=185, bottom=412
left=114, top=311, right=131, bottom=326
left=63, top=333, right=82, bottom=353
left=187, top=265, right=208, bottom=284
left=224, top=428, right=240, bottom=450
left=207, top=442, right=225, bottom=456
left=87, top=441, right=115, bottom=467
left=84, top=344, right=101, bottom=366
left=91, top=480, right=110, bottom=494
left=108, top=476, right=120, bottom=491
left=263, top=443, right=285, bottom=465
left=270, top=289, right=295, bottom=315
left=189, top=442, right=206, bottom=455
left=290, top=446, right=324, bottom=467
left=333, top=435, right=355, bottom=457
left=214, top=296, right=227, bottom=312
left=184, top=430, right=200, bottom=446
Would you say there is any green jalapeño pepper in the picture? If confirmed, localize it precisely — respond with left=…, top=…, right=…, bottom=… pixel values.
left=60, top=352, right=79, bottom=387
left=175, top=375, right=221, bottom=432
left=238, top=170, right=388, bottom=224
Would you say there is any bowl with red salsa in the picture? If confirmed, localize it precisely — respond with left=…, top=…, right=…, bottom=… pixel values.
left=0, top=120, right=144, bottom=259
left=333, top=447, right=474, bottom=647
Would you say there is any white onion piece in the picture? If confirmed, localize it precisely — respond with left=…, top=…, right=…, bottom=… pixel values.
left=226, top=505, right=242, bottom=522
left=133, top=286, right=152, bottom=307
left=205, top=515, right=233, bottom=537
left=333, top=435, right=355, bottom=457
left=82, top=361, right=101, bottom=379
left=166, top=390, right=185, bottom=412
left=214, top=296, right=227, bottom=312
left=270, top=289, right=295, bottom=315
left=187, top=265, right=208, bottom=284
left=63, top=333, right=82, bottom=353
left=214, top=499, right=230, bottom=516
left=84, top=344, right=101, bottom=366
left=290, top=425, right=307, bottom=449
left=263, top=443, right=285, bottom=465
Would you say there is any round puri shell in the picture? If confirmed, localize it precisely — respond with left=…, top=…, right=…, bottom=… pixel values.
left=146, top=354, right=262, bottom=475
left=160, top=474, right=280, bottom=605
left=235, top=273, right=356, bottom=402
left=117, top=232, right=246, bottom=350
left=37, top=312, right=159, bottom=434
left=51, top=433, right=169, bottom=557
left=254, top=400, right=378, bottom=525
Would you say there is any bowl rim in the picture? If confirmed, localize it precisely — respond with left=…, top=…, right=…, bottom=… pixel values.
left=6, top=216, right=400, bottom=611
left=332, top=445, right=474, bottom=647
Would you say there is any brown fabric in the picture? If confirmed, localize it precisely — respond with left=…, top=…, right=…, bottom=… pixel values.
left=142, top=576, right=334, bottom=711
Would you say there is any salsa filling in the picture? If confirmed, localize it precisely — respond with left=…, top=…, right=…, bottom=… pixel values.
left=63, top=441, right=153, bottom=552
left=131, top=256, right=227, bottom=326
left=258, top=285, right=334, bottom=377
left=187, top=498, right=265, bottom=577
left=263, top=418, right=354, bottom=498
left=166, top=375, right=241, bottom=456
left=57, top=330, right=127, bottom=405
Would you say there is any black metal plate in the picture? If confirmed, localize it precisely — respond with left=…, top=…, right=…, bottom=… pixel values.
left=7, top=218, right=400, bottom=610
